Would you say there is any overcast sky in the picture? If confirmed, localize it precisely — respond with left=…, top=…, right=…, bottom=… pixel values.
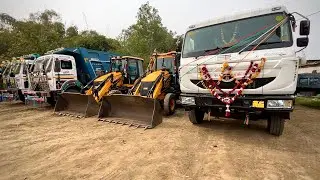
left=1, top=0, right=319, bottom=59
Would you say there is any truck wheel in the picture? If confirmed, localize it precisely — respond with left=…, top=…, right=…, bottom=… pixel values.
left=163, top=93, right=176, bottom=116
left=18, top=90, right=25, bottom=102
left=269, top=114, right=285, bottom=136
left=47, top=97, right=56, bottom=107
left=188, top=108, right=204, bottom=124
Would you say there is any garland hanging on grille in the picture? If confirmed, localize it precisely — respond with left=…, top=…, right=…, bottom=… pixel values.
left=200, top=58, right=266, bottom=117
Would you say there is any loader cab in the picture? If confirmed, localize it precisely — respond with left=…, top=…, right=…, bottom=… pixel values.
left=110, top=56, right=144, bottom=84
left=152, top=51, right=178, bottom=74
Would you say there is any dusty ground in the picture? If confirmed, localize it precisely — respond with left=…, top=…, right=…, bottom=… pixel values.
left=0, top=102, right=319, bottom=180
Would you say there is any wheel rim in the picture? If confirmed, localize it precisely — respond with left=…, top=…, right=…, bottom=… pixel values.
left=170, top=99, right=175, bottom=111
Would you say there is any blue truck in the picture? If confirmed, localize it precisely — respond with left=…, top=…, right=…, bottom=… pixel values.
left=25, top=47, right=121, bottom=106
left=296, top=73, right=320, bottom=96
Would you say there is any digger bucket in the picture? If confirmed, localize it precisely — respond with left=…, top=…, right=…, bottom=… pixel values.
left=98, top=94, right=163, bottom=129
left=54, top=92, right=100, bottom=118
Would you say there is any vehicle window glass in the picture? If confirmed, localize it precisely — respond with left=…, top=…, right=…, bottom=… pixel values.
left=13, top=63, right=21, bottom=74
left=112, top=59, right=123, bottom=72
left=128, top=59, right=138, bottom=76
left=54, top=60, right=61, bottom=72
left=138, top=60, right=143, bottom=76
left=61, top=60, right=72, bottom=69
left=46, top=58, right=53, bottom=72
left=183, top=13, right=292, bottom=58
left=156, top=57, right=174, bottom=73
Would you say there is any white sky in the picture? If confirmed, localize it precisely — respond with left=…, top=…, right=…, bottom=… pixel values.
left=1, top=0, right=319, bottom=59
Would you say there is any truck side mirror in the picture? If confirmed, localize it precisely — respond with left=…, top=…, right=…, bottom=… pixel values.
left=300, top=20, right=310, bottom=36
left=297, top=37, right=309, bottom=47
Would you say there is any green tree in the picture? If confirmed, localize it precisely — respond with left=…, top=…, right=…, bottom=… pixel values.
left=119, top=1, right=177, bottom=64
left=0, top=9, right=122, bottom=61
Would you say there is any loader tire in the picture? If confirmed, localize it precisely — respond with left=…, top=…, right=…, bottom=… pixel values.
left=163, top=93, right=176, bottom=116
left=188, top=108, right=204, bottom=124
left=269, top=114, right=285, bottom=136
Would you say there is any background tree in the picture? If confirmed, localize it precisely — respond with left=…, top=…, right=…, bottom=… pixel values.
left=118, top=1, right=177, bottom=65
left=0, top=2, right=180, bottom=65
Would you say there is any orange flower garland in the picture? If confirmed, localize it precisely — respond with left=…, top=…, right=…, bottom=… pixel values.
left=200, top=58, right=266, bottom=117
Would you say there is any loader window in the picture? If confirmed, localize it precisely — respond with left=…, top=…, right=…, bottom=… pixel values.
left=128, top=59, right=140, bottom=83
left=128, top=60, right=138, bottom=76
left=111, top=59, right=123, bottom=72
left=138, top=60, right=143, bottom=76
left=156, top=57, right=174, bottom=73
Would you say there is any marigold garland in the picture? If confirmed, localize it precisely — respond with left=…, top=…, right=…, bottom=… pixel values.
left=200, top=58, right=266, bottom=117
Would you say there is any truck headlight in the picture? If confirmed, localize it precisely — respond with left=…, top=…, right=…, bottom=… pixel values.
left=267, top=100, right=293, bottom=109
left=181, top=96, right=195, bottom=105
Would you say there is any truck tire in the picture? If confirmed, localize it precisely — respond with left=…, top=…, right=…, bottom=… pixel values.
left=18, top=90, right=25, bottom=102
left=188, top=108, right=204, bottom=124
left=269, top=114, right=285, bottom=136
left=163, top=93, right=176, bottom=116
left=47, top=97, right=56, bottom=107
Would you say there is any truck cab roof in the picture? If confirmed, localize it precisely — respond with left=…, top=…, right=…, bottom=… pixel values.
left=187, top=6, right=288, bottom=31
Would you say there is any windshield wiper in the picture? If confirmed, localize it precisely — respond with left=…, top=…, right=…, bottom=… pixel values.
left=238, top=41, right=282, bottom=54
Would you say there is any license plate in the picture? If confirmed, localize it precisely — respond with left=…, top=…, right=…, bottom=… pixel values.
left=252, top=101, right=264, bottom=108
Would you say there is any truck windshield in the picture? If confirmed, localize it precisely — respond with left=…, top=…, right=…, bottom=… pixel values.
left=156, top=57, right=174, bottom=73
left=13, top=63, right=21, bottom=74
left=34, top=60, right=45, bottom=72
left=182, top=13, right=292, bottom=58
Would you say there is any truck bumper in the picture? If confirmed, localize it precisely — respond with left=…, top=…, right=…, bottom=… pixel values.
left=180, top=94, right=295, bottom=119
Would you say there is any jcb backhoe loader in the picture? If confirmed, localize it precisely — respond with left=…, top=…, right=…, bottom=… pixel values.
left=54, top=56, right=144, bottom=118
left=98, top=51, right=181, bottom=129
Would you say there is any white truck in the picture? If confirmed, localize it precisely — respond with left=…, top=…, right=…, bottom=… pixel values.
left=0, top=55, right=37, bottom=102
left=24, top=47, right=117, bottom=106
left=14, top=54, right=39, bottom=102
left=179, top=6, right=310, bottom=136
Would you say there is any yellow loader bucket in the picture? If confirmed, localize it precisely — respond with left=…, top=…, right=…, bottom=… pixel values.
left=98, top=94, right=163, bottom=129
left=54, top=92, right=100, bottom=118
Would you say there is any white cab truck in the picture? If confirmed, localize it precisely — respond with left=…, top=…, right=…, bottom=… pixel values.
left=14, top=54, right=38, bottom=102
left=24, top=47, right=117, bottom=106
left=179, top=6, right=310, bottom=136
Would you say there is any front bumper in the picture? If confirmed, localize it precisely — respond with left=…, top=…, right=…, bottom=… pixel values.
left=180, top=93, right=295, bottom=112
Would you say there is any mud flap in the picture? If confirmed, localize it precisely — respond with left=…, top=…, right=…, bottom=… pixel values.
left=54, top=92, right=100, bottom=118
left=98, top=94, right=163, bottom=129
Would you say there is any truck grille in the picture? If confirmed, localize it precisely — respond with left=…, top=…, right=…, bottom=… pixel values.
left=191, top=77, right=275, bottom=89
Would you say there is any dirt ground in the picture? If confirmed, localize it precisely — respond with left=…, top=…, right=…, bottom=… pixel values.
left=0, top=102, right=319, bottom=180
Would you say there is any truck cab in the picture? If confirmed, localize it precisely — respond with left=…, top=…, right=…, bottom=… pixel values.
left=29, top=54, right=77, bottom=92
left=14, top=54, right=39, bottom=101
left=179, top=6, right=310, bottom=136
left=25, top=47, right=119, bottom=106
